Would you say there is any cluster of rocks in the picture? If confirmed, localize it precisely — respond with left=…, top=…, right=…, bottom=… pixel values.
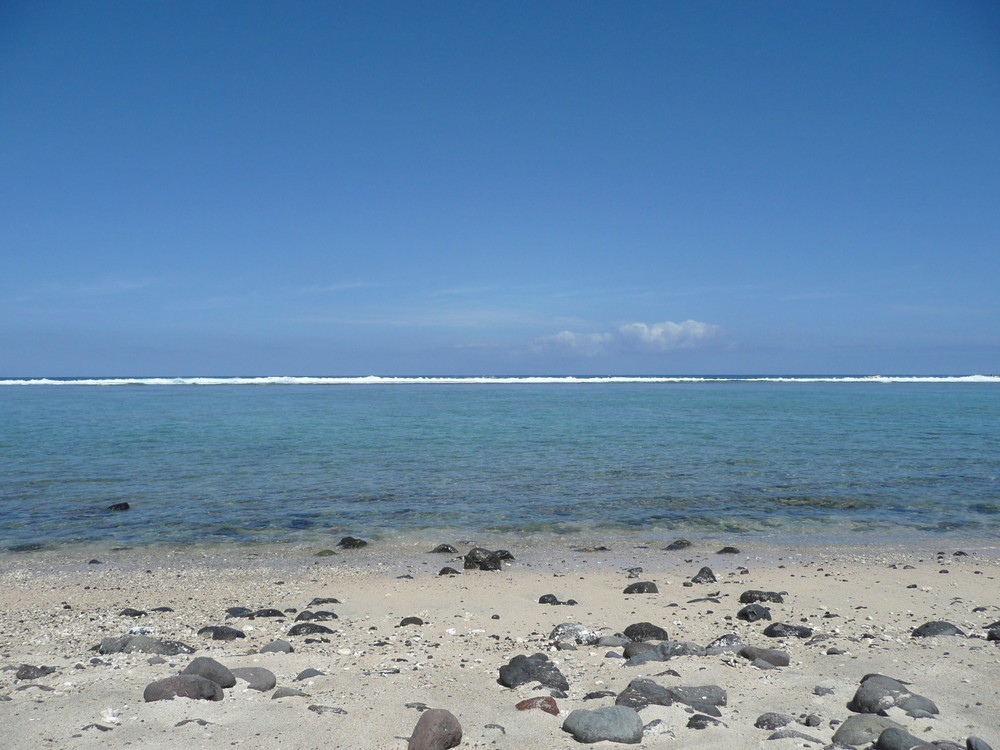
left=485, top=561, right=997, bottom=747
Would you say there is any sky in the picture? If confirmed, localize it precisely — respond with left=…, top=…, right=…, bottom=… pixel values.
left=1, top=1, right=998, bottom=376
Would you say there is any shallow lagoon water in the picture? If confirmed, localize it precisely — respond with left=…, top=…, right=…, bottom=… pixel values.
left=1, top=378, right=998, bottom=551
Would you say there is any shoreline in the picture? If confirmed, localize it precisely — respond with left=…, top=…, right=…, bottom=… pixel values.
left=2, top=539, right=998, bottom=749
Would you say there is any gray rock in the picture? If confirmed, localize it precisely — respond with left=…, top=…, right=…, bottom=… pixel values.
left=15, top=665, right=56, bottom=680
left=181, top=657, right=235, bottom=688
left=911, top=621, right=965, bottom=637
left=687, top=713, right=721, bottom=729
left=847, top=674, right=938, bottom=716
left=832, top=715, right=904, bottom=746
left=296, top=668, right=324, bottom=681
left=705, top=633, right=746, bottom=652
left=549, top=623, right=599, bottom=646
left=271, top=686, right=308, bottom=699
left=498, top=653, right=569, bottom=691
left=615, top=678, right=725, bottom=711
left=230, top=667, right=277, bottom=691
left=622, top=622, right=668, bottom=642
left=197, top=625, right=246, bottom=641
left=143, top=675, right=223, bottom=702
left=622, top=641, right=657, bottom=659
left=768, top=729, right=823, bottom=743
left=737, top=603, right=772, bottom=622
left=562, top=706, right=643, bottom=744
left=430, top=544, right=458, bottom=553
left=260, top=639, right=293, bottom=653
left=738, top=646, right=790, bottom=666
left=623, top=581, right=658, bottom=594
left=464, top=547, right=503, bottom=571
left=691, top=566, right=716, bottom=583
left=968, top=738, right=996, bottom=750
left=615, top=678, right=675, bottom=710
left=624, top=640, right=707, bottom=665
left=755, top=712, right=794, bottom=729
left=763, top=622, right=813, bottom=638
left=308, top=704, right=347, bottom=715
left=596, top=635, right=630, bottom=647
left=740, top=590, right=785, bottom=604
left=97, top=634, right=194, bottom=656
left=287, top=622, right=334, bottom=636
left=407, top=708, right=462, bottom=750
left=875, top=727, right=925, bottom=750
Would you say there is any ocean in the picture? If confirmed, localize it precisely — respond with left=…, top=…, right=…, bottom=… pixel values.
left=1, top=376, right=998, bottom=552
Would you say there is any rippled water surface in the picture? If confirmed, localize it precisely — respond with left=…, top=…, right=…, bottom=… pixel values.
left=1, top=379, right=998, bottom=549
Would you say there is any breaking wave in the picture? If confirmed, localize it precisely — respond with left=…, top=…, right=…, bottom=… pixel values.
left=1, top=375, right=998, bottom=386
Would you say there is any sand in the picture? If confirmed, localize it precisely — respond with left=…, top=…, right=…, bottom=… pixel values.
left=1, top=539, right=998, bottom=749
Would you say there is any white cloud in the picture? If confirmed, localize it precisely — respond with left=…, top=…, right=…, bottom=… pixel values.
left=537, top=319, right=721, bottom=356
left=540, top=330, right=615, bottom=355
left=617, top=320, right=721, bottom=351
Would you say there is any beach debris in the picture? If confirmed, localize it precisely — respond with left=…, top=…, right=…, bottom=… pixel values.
left=562, top=705, right=643, bottom=744
left=406, top=708, right=462, bottom=750
left=143, top=675, right=223, bottom=702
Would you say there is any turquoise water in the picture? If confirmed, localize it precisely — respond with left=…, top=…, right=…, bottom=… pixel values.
left=1, top=378, right=998, bottom=549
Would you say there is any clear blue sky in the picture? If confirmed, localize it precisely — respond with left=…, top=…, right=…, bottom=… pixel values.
left=2, top=1, right=998, bottom=376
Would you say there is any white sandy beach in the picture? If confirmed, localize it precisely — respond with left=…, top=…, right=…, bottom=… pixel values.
left=1, top=539, right=998, bottom=749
